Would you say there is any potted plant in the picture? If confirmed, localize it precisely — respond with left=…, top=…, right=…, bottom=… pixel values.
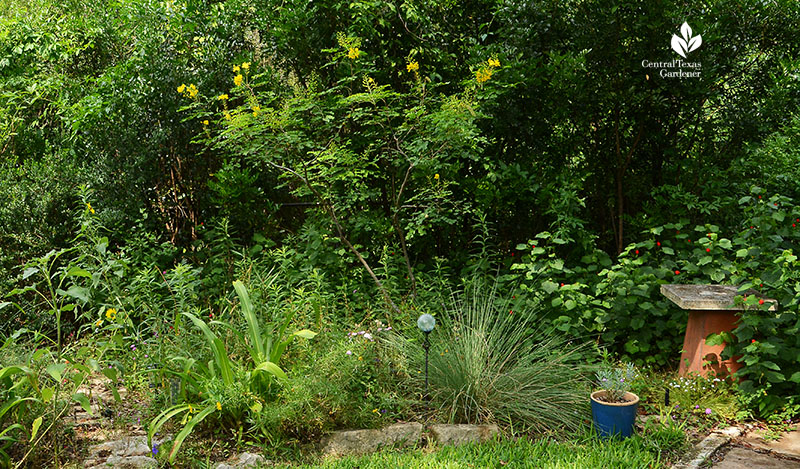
left=590, top=363, right=639, bottom=438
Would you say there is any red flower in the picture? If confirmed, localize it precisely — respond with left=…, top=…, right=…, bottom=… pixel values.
left=759, top=299, right=765, bottom=305
left=674, top=270, right=680, bottom=275
left=635, top=250, right=639, bottom=255
left=688, top=239, right=692, bottom=243
left=657, top=241, right=661, bottom=247
left=706, top=248, right=711, bottom=252
left=752, top=339, right=756, bottom=343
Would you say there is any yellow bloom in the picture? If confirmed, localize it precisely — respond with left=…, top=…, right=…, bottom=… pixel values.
left=218, top=94, right=228, bottom=100
left=358, top=356, right=363, bottom=361
left=95, top=319, right=102, bottom=327
left=488, top=57, right=501, bottom=68
left=252, top=105, right=260, bottom=117
left=434, top=173, right=439, bottom=180
left=406, top=61, right=419, bottom=72
left=233, top=65, right=240, bottom=73
left=105, top=308, right=117, bottom=320
left=234, top=74, right=243, bottom=86
left=347, top=47, right=360, bottom=60
left=86, top=203, right=95, bottom=214
left=187, top=84, right=198, bottom=98
left=188, top=404, right=194, bottom=413
left=177, top=84, right=186, bottom=94
left=224, top=111, right=232, bottom=120
left=202, top=120, right=209, bottom=126
left=216, top=401, right=222, bottom=411
left=476, top=68, right=493, bottom=84
left=241, top=62, right=250, bottom=70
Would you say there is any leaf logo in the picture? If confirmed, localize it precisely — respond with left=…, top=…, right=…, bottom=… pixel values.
left=671, top=22, right=702, bottom=58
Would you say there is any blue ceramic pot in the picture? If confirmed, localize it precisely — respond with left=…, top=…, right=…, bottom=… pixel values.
left=590, top=390, right=640, bottom=438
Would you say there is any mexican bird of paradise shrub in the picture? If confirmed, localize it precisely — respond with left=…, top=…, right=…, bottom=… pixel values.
left=181, top=35, right=498, bottom=313
left=511, top=187, right=800, bottom=417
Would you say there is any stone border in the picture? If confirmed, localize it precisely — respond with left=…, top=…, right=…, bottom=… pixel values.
left=673, top=426, right=742, bottom=469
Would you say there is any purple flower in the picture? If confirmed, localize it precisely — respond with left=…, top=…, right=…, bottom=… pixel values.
left=695, top=405, right=700, bottom=409
left=705, top=408, right=712, bottom=415
left=346, top=350, right=352, bottom=356
left=152, top=444, right=159, bottom=456
left=386, top=326, right=392, bottom=331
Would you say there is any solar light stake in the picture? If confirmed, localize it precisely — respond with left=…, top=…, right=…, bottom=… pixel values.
left=417, top=314, right=436, bottom=399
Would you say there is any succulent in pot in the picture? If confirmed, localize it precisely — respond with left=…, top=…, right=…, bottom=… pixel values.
left=590, top=363, right=639, bottom=438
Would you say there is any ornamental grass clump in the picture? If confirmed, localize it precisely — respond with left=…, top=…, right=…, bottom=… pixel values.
left=392, top=283, right=594, bottom=433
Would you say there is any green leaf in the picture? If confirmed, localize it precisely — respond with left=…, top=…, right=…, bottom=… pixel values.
left=292, top=329, right=317, bottom=339
left=65, top=267, right=91, bottom=278
left=736, top=248, right=749, bottom=258
left=168, top=405, right=216, bottom=463
left=718, top=239, right=732, bottom=249
left=772, top=212, right=785, bottom=222
left=30, top=416, right=42, bottom=442
left=62, top=286, right=89, bottom=302
left=183, top=313, right=234, bottom=386
left=551, top=297, right=563, bottom=307
left=789, top=372, right=800, bottom=383
left=542, top=281, right=558, bottom=294
left=41, top=387, right=54, bottom=403
left=22, top=267, right=39, bottom=280
left=764, top=370, right=786, bottom=383
left=253, top=361, right=287, bottom=380
left=705, top=333, right=725, bottom=346
left=45, top=363, right=67, bottom=383
left=662, top=247, right=674, bottom=255
left=564, top=299, right=576, bottom=310
left=760, top=361, right=781, bottom=371
left=72, top=393, right=92, bottom=415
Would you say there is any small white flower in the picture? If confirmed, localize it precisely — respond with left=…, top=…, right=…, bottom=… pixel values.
left=364, top=333, right=373, bottom=340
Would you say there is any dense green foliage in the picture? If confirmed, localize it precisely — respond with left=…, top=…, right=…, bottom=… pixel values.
left=2, top=0, right=800, bottom=465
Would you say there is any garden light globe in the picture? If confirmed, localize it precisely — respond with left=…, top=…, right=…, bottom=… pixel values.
left=417, top=314, right=436, bottom=333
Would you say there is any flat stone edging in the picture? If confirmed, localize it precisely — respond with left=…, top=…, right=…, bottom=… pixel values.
left=673, top=426, right=742, bottom=469
left=320, top=423, right=500, bottom=456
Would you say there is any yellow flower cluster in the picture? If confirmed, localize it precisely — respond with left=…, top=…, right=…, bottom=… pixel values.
left=218, top=94, right=228, bottom=101
left=252, top=105, right=260, bottom=117
left=105, top=308, right=117, bottom=320
left=216, top=401, right=222, bottom=411
left=406, top=60, right=419, bottom=72
left=347, top=47, right=360, bottom=60
left=202, top=120, right=209, bottom=126
left=86, top=202, right=95, bottom=214
left=475, top=68, right=492, bottom=83
left=234, top=74, right=243, bottom=86
left=475, top=57, right=501, bottom=85
left=177, top=83, right=199, bottom=98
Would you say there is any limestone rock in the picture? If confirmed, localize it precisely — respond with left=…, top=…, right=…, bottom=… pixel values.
left=429, top=424, right=499, bottom=446
left=320, top=423, right=423, bottom=456
left=215, top=452, right=270, bottom=468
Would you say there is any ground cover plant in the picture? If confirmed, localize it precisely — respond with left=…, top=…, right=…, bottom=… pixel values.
left=2, top=0, right=800, bottom=466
